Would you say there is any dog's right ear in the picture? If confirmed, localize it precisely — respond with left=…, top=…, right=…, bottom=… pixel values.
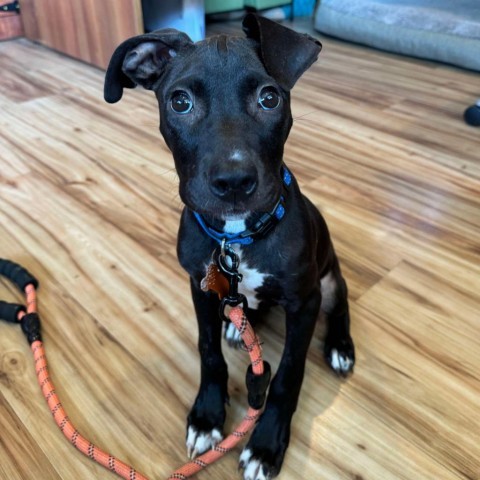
left=104, top=29, right=194, bottom=104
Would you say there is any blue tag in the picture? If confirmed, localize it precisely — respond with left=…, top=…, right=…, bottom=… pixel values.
left=275, top=203, right=286, bottom=220
left=283, top=167, right=292, bottom=187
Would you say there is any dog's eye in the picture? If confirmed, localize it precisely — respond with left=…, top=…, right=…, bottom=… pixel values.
left=258, top=87, right=280, bottom=110
left=171, top=91, right=193, bottom=114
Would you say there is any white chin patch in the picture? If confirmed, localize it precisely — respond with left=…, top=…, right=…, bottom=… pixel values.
left=186, top=426, right=222, bottom=459
left=223, top=218, right=247, bottom=234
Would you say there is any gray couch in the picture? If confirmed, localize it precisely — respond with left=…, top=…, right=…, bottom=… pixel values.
left=314, top=0, right=480, bottom=71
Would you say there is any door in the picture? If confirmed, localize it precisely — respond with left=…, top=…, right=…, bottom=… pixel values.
left=19, top=0, right=143, bottom=69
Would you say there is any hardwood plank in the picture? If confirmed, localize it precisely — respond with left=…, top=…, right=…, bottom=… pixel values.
left=0, top=60, right=53, bottom=103
left=353, top=263, right=480, bottom=479
left=0, top=392, right=62, bottom=479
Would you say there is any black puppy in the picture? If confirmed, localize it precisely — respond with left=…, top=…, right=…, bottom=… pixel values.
left=104, top=14, right=355, bottom=480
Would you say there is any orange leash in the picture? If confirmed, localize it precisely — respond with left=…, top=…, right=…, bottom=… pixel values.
left=168, top=306, right=264, bottom=479
left=0, top=260, right=270, bottom=480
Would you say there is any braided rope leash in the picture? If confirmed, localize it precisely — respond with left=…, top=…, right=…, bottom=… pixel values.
left=0, top=259, right=270, bottom=480
left=168, top=306, right=269, bottom=479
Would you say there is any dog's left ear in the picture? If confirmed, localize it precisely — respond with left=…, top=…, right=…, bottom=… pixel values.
left=104, top=29, right=194, bottom=104
left=242, top=14, right=322, bottom=91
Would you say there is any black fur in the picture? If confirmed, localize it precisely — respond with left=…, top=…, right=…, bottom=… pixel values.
left=105, top=14, right=355, bottom=479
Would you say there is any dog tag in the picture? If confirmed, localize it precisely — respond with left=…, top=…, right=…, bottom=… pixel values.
left=201, top=261, right=230, bottom=299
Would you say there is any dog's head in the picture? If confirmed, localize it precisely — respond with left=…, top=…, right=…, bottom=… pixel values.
left=105, top=14, right=321, bottom=222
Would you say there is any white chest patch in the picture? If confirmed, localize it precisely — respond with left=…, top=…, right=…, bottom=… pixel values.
left=236, top=248, right=267, bottom=310
left=203, top=244, right=267, bottom=310
left=223, top=221, right=267, bottom=309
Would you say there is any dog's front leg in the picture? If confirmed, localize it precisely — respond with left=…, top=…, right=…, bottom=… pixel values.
left=186, top=278, right=229, bottom=458
left=240, top=288, right=321, bottom=480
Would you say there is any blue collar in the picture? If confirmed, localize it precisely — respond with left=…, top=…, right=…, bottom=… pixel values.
left=193, top=166, right=292, bottom=246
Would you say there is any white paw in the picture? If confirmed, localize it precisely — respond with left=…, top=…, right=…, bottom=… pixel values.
left=224, top=321, right=244, bottom=348
left=239, top=449, right=271, bottom=480
left=329, top=349, right=354, bottom=375
left=186, top=426, right=222, bottom=459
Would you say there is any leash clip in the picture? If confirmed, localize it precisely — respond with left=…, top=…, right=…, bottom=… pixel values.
left=219, top=294, right=248, bottom=322
left=217, top=242, right=249, bottom=321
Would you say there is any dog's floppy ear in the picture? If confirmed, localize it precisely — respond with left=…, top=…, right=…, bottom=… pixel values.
left=104, top=29, right=194, bottom=104
left=242, top=14, right=322, bottom=91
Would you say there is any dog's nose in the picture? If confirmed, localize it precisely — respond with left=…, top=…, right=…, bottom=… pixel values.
left=210, top=166, right=258, bottom=200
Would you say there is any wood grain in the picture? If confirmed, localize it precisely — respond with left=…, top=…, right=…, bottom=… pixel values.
left=1, top=19, right=480, bottom=480
left=19, top=0, right=143, bottom=68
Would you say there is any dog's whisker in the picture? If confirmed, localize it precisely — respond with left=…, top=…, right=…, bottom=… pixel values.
left=292, top=111, right=316, bottom=120
left=158, top=167, right=177, bottom=176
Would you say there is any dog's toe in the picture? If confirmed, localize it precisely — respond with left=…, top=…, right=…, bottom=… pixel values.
left=325, top=337, right=355, bottom=377
left=239, top=449, right=274, bottom=480
left=329, top=348, right=354, bottom=375
left=224, top=321, right=244, bottom=349
left=186, top=425, right=222, bottom=459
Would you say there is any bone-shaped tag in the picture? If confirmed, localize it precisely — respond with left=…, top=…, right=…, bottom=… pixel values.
left=201, top=261, right=229, bottom=299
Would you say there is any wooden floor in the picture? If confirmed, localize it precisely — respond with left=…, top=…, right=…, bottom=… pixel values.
left=1, top=19, right=479, bottom=480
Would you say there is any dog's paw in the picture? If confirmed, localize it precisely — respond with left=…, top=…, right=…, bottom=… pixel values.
left=239, top=449, right=275, bottom=480
left=186, top=425, right=222, bottom=459
left=239, top=408, right=288, bottom=479
left=324, top=337, right=355, bottom=377
left=224, top=321, right=244, bottom=349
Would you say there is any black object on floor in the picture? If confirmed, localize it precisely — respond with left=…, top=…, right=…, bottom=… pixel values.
left=464, top=101, right=480, bottom=127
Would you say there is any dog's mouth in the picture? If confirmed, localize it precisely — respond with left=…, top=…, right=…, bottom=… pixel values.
left=179, top=164, right=291, bottom=232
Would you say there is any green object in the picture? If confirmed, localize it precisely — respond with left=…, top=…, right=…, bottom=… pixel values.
left=244, top=0, right=290, bottom=8
left=205, top=0, right=244, bottom=14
